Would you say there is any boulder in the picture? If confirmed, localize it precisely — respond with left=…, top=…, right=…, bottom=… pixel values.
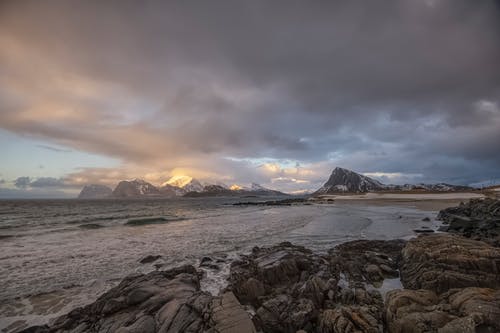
left=20, top=265, right=256, bottom=333
left=399, top=234, right=500, bottom=293
left=318, top=306, right=382, bottom=333
left=437, top=198, right=500, bottom=246
left=329, top=239, right=405, bottom=285
left=385, top=287, right=500, bottom=333
left=210, top=292, right=257, bottom=333
left=229, top=242, right=330, bottom=307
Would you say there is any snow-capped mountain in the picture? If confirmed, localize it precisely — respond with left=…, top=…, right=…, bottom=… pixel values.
left=314, top=167, right=385, bottom=194
left=314, top=167, right=474, bottom=195
left=183, top=182, right=286, bottom=197
left=78, top=184, right=113, bottom=199
left=112, top=179, right=160, bottom=198
left=389, top=183, right=473, bottom=192
left=162, top=176, right=204, bottom=194
left=78, top=175, right=288, bottom=199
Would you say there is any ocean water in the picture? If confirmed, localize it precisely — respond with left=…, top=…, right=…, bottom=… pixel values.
left=0, top=197, right=440, bottom=332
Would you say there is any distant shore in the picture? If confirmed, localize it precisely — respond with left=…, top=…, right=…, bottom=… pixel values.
left=313, top=191, right=486, bottom=210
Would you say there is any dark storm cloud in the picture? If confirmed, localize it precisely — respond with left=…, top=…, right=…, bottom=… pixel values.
left=1, top=0, right=499, bottom=188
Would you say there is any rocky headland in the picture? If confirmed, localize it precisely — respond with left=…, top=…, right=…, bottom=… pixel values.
left=22, top=199, right=500, bottom=333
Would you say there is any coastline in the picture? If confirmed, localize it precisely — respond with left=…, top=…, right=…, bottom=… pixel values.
left=8, top=197, right=499, bottom=333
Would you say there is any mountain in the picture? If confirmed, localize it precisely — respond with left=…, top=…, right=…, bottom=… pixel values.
left=78, top=184, right=113, bottom=199
left=314, top=167, right=385, bottom=194
left=157, top=184, right=180, bottom=197
left=112, top=179, right=160, bottom=198
left=246, top=183, right=286, bottom=196
left=314, top=167, right=475, bottom=195
left=183, top=185, right=233, bottom=197
left=161, top=176, right=204, bottom=195
left=388, top=183, right=473, bottom=192
left=184, top=182, right=287, bottom=197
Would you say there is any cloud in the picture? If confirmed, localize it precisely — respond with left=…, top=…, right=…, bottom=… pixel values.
left=36, top=145, right=72, bottom=153
left=14, top=176, right=31, bottom=188
left=0, top=187, right=73, bottom=199
left=0, top=0, right=499, bottom=190
left=29, top=177, right=66, bottom=188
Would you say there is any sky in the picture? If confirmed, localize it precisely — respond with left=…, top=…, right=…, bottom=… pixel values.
left=1, top=0, right=500, bottom=198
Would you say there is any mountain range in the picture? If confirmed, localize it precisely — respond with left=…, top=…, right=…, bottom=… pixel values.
left=313, top=167, right=474, bottom=195
left=78, top=167, right=475, bottom=199
left=78, top=176, right=286, bottom=199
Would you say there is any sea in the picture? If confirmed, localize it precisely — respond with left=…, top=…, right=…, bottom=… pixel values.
left=0, top=197, right=441, bottom=332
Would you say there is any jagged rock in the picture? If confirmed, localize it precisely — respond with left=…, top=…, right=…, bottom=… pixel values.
left=318, top=306, right=382, bottom=333
left=437, top=198, right=500, bottom=246
left=385, top=287, right=500, bottom=333
left=329, top=239, right=405, bottom=285
left=229, top=240, right=403, bottom=333
left=210, top=292, right=257, bottom=333
left=229, top=242, right=330, bottom=307
left=400, top=234, right=500, bottom=293
left=255, top=295, right=317, bottom=333
left=139, top=255, right=162, bottom=264
left=20, top=265, right=256, bottom=333
left=385, top=289, right=456, bottom=333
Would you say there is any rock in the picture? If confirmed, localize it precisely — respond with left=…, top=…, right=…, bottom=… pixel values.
left=210, top=292, right=257, bottom=333
left=318, top=306, right=382, bottom=333
left=385, top=287, right=500, bottom=333
left=228, top=240, right=404, bottom=333
left=400, top=234, right=500, bottom=293
left=437, top=198, right=500, bottom=246
left=444, top=287, right=500, bottom=332
left=21, top=266, right=208, bottom=333
left=329, top=239, right=405, bottom=285
left=385, top=289, right=456, bottom=333
left=200, top=256, right=212, bottom=264
left=413, top=228, right=434, bottom=233
left=438, top=198, right=500, bottom=222
left=139, top=255, right=162, bottom=264
left=229, top=242, right=329, bottom=307
left=255, top=295, right=317, bottom=333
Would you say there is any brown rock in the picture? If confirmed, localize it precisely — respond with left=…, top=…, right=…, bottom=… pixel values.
left=210, top=292, right=257, bottom=333
left=385, top=287, right=500, bottom=333
left=400, top=234, right=500, bottom=293
left=318, top=306, right=382, bottom=333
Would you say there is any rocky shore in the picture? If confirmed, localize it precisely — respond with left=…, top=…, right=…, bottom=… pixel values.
left=21, top=199, right=500, bottom=333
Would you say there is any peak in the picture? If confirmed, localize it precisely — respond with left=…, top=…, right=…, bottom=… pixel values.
left=163, top=175, right=194, bottom=188
left=251, top=183, right=266, bottom=190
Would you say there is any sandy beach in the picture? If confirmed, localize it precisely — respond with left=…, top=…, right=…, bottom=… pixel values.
left=314, top=192, right=485, bottom=210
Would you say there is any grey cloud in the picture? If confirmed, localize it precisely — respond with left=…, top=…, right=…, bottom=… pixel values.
left=14, top=177, right=31, bottom=188
left=13, top=176, right=75, bottom=190
left=29, top=177, right=66, bottom=188
left=1, top=0, right=499, bottom=187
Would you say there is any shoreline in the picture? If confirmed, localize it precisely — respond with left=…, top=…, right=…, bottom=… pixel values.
left=2, top=198, right=499, bottom=333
